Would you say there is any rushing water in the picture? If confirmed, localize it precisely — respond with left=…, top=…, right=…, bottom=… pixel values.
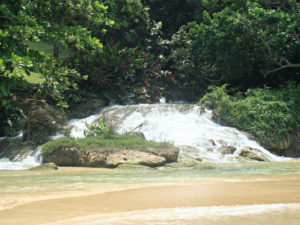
left=0, top=103, right=291, bottom=170
left=1, top=103, right=299, bottom=224
left=67, top=104, right=285, bottom=162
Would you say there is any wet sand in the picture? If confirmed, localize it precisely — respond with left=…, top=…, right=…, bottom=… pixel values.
left=1, top=178, right=300, bottom=225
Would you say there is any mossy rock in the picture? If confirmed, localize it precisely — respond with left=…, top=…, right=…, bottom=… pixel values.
left=30, top=163, right=58, bottom=171
left=20, top=104, right=65, bottom=144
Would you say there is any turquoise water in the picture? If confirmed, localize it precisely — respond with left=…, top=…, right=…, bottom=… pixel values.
left=1, top=161, right=300, bottom=210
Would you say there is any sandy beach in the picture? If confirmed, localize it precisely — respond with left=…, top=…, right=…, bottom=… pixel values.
left=1, top=177, right=300, bottom=225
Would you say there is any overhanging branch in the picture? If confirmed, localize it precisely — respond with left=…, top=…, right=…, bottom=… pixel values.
left=264, top=63, right=300, bottom=76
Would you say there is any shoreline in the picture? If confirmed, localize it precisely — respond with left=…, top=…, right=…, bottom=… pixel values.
left=1, top=178, right=300, bottom=225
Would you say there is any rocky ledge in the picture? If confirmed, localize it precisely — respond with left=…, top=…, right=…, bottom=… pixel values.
left=43, top=146, right=179, bottom=168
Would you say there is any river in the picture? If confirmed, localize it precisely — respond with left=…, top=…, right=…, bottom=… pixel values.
left=0, top=103, right=300, bottom=224
left=1, top=162, right=300, bottom=224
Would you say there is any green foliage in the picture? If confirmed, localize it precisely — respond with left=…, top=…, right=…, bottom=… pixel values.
left=84, top=118, right=112, bottom=137
left=199, top=84, right=300, bottom=141
left=42, top=135, right=174, bottom=157
left=100, top=0, right=153, bottom=48
left=198, top=85, right=229, bottom=109
left=77, top=43, right=171, bottom=104
left=167, top=0, right=300, bottom=99
left=0, top=0, right=111, bottom=135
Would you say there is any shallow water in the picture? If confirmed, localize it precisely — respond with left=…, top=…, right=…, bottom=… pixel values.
left=1, top=162, right=300, bottom=225
left=43, top=203, right=300, bottom=225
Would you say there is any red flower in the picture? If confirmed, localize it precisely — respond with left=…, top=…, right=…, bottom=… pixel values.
left=111, top=40, right=115, bottom=46
left=168, top=74, right=176, bottom=79
left=135, top=50, right=139, bottom=54
left=123, top=65, right=128, bottom=69
left=152, top=73, right=159, bottom=78
left=154, top=59, right=158, bottom=64
left=120, top=50, right=125, bottom=54
left=80, top=49, right=85, bottom=53
left=145, top=78, right=148, bottom=83
left=154, top=66, right=162, bottom=71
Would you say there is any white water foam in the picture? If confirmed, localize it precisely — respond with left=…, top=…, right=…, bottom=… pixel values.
left=103, top=104, right=284, bottom=162
left=0, top=103, right=288, bottom=170
left=43, top=203, right=300, bottom=225
left=54, top=103, right=286, bottom=162
left=0, top=147, right=42, bottom=170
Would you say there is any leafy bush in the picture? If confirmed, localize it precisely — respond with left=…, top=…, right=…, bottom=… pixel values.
left=199, top=85, right=300, bottom=142
left=77, top=43, right=172, bottom=104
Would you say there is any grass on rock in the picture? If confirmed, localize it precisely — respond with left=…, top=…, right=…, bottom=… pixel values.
left=42, top=134, right=174, bottom=157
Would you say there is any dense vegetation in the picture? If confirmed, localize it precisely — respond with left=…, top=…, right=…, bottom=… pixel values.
left=199, top=84, right=300, bottom=144
left=1, top=0, right=299, bottom=146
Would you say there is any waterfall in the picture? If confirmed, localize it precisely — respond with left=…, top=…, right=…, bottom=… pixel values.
left=66, top=104, right=285, bottom=162
left=0, top=147, right=42, bottom=171
left=0, top=103, right=287, bottom=170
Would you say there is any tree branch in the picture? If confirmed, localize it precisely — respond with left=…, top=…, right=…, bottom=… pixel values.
left=292, top=29, right=300, bottom=46
left=0, top=16, right=13, bottom=21
left=264, top=63, right=300, bottom=76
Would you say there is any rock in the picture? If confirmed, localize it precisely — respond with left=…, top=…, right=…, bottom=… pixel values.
left=130, top=131, right=145, bottom=139
left=30, top=163, right=58, bottom=170
left=105, top=150, right=166, bottom=167
left=263, top=132, right=300, bottom=158
left=208, top=139, right=216, bottom=146
left=216, top=146, right=236, bottom=155
left=21, top=104, right=65, bottom=144
left=240, top=131, right=256, bottom=141
left=145, top=148, right=179, bottom=162
left=239, top=147, right=269, bottom=161
left=43, top=146, right=179, bottom=168
left=0, top=138, right=10, bottom=154
left=269, top=133, right=295, bottom=151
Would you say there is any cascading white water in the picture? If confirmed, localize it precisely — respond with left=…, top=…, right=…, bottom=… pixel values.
left=0, top=103, right=287, bottom=170
left=64, top=103, right=285, bottom=162
left=0, top=147, right=42, bottom=170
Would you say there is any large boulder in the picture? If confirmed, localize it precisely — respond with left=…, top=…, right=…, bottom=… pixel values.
left=105, top=150, right=166, bottom=167
left=43, top=146, right=179, bottom=168
left=239, top=147, right=270, bottom=161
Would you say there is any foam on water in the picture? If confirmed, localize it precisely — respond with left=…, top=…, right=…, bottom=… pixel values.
left=102, top=104, right=284, bottom=162
left=50, top=103, right=286, bottom=162
left=0, top=147, right=42, bottom=170
left=43, top=203, right=300, bottom=225
left=0, top=103, right=290, bottom=170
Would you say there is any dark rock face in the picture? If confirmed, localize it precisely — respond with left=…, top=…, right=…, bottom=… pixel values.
left=263, top=132, right=300, bottom=158
left=43, top=147, right=179, bottom=168
left=0, top=138, right=10, bottom=155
